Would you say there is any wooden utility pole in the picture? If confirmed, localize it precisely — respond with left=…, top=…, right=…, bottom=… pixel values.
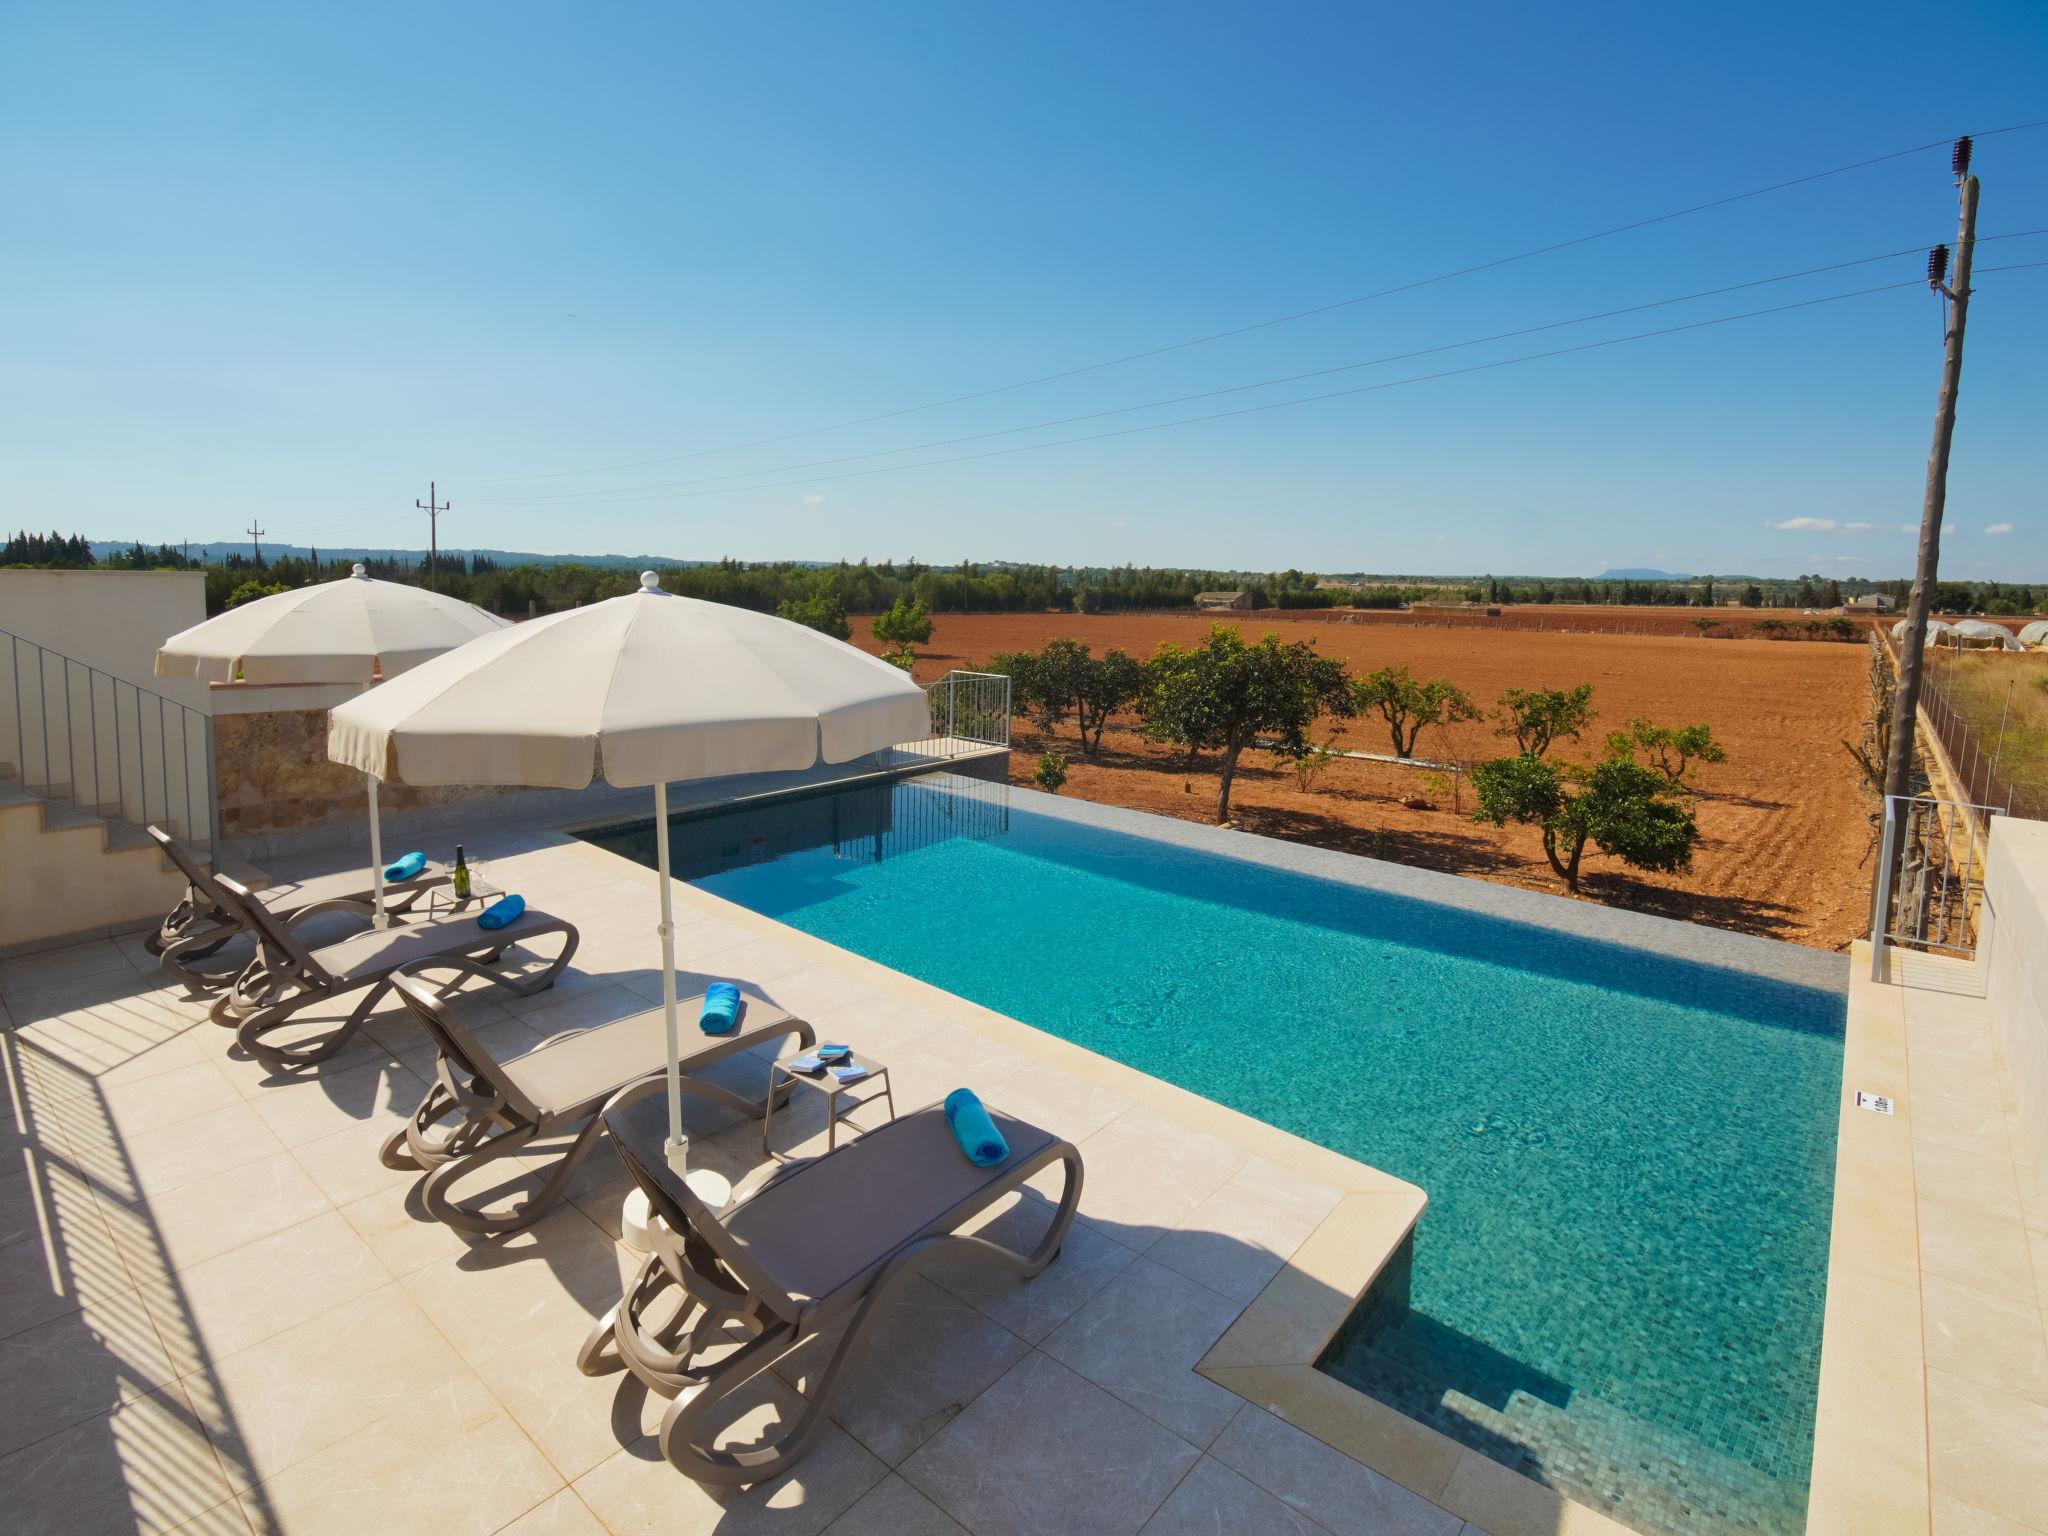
left=417, top=481, right=450, bottom=588
left=246, top=520, right=266, bottom=566
left=1883, top=138, right=1979, bottom=802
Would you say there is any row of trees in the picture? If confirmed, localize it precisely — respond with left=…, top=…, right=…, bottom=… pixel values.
left=8, top=529, right=2044, bottom=618
left=990, top=629, right=1718, bottom=893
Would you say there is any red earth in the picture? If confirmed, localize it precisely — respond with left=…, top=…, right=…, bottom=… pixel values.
left=860, top=610, right=1878, bottom=952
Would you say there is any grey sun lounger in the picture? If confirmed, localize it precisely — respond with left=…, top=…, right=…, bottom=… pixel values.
left=145, top=825, right=448, bottom=989
left=208, top=874, right=578, bottom=1068
left=577, top=1092, right=1082, bottom=1487
left=380, top=966, right=815, bottom=1236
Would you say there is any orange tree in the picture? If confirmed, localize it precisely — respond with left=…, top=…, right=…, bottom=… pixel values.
left=1138, top=625, right=1350, bottom=822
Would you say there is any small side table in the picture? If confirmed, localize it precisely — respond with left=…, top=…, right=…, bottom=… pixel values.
left=428, top=877, right=502, bottom=917
left=763, top=1051, right=896, bottom=1159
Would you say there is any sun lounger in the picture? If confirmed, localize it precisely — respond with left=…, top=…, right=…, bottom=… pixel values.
left=145, top=825, right=448, bottom=989
left=577, top=1091, right=1082, bottom=1487
left=380, top=966, right=815, bottom=1235
left=208, top=874, right=578, bottom=1068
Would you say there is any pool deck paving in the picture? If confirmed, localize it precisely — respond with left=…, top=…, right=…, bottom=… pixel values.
left=1810, top=944, right=2048, bottom=1536
left=9, top=795, right=2007, bottom=1536
left=0, top=819, right=1489, bottom=1536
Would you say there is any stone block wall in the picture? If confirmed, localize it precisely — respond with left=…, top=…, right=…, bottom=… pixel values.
left=212, top=707, right=511, bottom=840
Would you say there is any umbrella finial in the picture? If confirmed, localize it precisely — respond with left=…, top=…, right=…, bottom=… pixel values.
left=351, top=563, right=368, bottom=578
left=639, top=570, right=662, bottom=592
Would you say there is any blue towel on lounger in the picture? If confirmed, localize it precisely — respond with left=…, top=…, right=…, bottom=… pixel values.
left=700, top=982, right=742, bottom=1035
left=383, top=850, right=426, bottom=882
left=944, top=1088, right=1009, bottom=1167
left=475, top=894, right=524, bottom=930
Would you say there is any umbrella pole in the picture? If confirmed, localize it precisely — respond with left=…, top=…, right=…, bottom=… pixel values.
left=654, top=780, right=686, bottom=1173
left=367, top=776, right=388, bottom=929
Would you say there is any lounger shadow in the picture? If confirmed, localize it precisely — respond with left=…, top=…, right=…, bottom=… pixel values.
left=145, top=825, right=448, bottom=989
left=208, top=874, right=578, bottom=1068
left=578, top=1093, right=1082, bottom=1487
left=381, top=967, right=814, bottom=1236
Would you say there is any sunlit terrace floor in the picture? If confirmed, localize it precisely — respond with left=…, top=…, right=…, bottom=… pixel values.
left=0, top=822, right=1480, bottom=1536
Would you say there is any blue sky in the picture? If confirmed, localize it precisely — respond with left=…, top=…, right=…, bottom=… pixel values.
left=2, top=2, right=2043, bottom=579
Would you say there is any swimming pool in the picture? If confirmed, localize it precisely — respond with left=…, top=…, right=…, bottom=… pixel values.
left=579, top=772, right=1846, bottom=1536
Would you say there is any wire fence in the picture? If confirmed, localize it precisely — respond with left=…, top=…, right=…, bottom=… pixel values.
left=1916, top=644, right=2047, bottom=821
left=1870, top=793, right=1997, bottom=972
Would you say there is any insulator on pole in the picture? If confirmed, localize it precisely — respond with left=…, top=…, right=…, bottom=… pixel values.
left=1927, top=245, right=1950, bottom=288
left=1952, top=136, right=1973, bottom=180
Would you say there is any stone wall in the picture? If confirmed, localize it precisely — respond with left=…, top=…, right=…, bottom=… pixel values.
left=213, top=707, right=511, bottom=840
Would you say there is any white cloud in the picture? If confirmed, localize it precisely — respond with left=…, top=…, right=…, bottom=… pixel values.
left=1842, top=521, right=1875, bottom=532
left=1985, top=522, right=2014, bottom=535
left=1898, top=523, right=1921, bottom=534
left=1111, top=519, right=1128, bottom=528
left=800, top=494, right=825, bottom=505
left=1772, top=517, right=1836, bottom=531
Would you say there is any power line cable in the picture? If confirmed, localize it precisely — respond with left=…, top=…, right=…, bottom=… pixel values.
left=466, top=265, right=2045, bottom=511
left=457, top=119, right=2048, bottom=486
left=468, top=230, right=2048, bottom=506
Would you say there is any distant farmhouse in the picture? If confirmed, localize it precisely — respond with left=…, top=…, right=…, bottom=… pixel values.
left=1195, top=590, right=1254, bottom=611
left=1846, top=593, right=1895, bottom=611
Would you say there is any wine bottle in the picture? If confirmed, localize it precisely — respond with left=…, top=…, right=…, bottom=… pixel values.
left=452, top=844, right=470, bottom=900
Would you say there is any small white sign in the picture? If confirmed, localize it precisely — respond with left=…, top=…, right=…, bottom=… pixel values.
left=1855, top=1091, right=1896, bottom=1116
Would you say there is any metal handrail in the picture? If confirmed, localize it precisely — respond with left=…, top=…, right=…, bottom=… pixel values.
left=921, top=669, right=1012, bottom=758
left=1869, top=791, right=2001, bottom=978
left=0, top=625, right=218, bottom=852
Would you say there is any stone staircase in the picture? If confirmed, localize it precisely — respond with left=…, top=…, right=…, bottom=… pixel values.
left=0, top=764, right=197, bottom=954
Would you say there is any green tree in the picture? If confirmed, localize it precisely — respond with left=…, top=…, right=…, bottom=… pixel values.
left=776, top=591, right=852, bottom=641
left=225, top=579, right=287, bottom=609
left=1741, top=583, right=1765, bottom=608
left=1350, top=666, right=1478, bottom=758
left=1007, top=640, right=1145, bottom=757
left=1137, top=625, right=1350, bottom=822
left=870, top=595, right=934, bottom=646
left=1604, top=718, right=1727, bottom=787
left=1494, top=685, right=1597, bottom=757
left=1471, top=754, right=1699, bottom=892
left=1032, top=753, right=1068, bottom=793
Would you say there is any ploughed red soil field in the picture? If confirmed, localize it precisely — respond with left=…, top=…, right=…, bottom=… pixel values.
left=857, top=610, right=1877, bottom=952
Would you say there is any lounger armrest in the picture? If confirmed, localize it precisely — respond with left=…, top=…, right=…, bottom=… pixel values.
left=389, top=952, right=573, bottom=1001
left=281, top=897, right=380, bottom=928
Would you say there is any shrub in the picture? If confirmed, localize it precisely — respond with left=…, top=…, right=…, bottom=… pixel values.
left=1032, top=753, right=1068, bottom=793
left=776, top=591, right=851, bottom=640
left=871, top=595, right=934, bottom=646
left=1604, top=719, right=1727, bottom=787
left=1494, top=685, right=1596, bottom=757
left=1351, top=666, right=1478, bottom=758
left=1471, top=754, right=1698, bottom=891
left=225, top=579, right=287, bottom=609
left=880, top=644, right=917, bottom=671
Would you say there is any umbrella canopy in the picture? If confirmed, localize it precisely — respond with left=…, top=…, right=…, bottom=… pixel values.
left=329, top=571, right=926, bottom=788
left=328, top=571, right=931, bottom=1171
left=155, top=564, right=509, bottom=685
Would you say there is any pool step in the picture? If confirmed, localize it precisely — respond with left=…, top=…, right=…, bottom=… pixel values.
left=1333, top=1321, right=1806, bottom=1536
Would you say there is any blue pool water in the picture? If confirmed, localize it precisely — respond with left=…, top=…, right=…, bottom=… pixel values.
left=580, top=774, right=1845, bottom=1536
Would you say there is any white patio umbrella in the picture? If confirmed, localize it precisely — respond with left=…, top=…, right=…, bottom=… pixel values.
left=155, top=564, right=511, bottom=923
left=326, top=571, right=931, bottom=1172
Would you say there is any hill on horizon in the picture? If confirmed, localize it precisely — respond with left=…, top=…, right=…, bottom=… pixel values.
left=1597, top=567, right=1696, bottom=582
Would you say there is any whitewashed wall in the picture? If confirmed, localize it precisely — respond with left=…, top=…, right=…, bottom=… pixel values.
left=1983, top=816, right=2048, bottom=1197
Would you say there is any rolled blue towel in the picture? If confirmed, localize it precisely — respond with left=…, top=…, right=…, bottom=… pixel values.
left=383, top=850, right=426, bottom=882
left=699, top=981, right=742, bottom=1035
left=475, top=893, right=525, bottom=930
left=944, top=1088, right=1009, bottom=1167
